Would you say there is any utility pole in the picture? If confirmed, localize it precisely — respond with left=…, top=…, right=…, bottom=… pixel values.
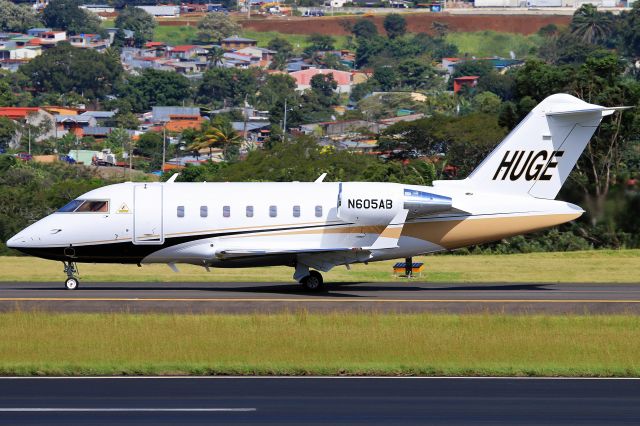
left=247, top=0, right=251, bottom=19
left=27, top=122, right=31, bottom=155
left=282, top=97, right=287, bottom=143
left=162, top=124, right=167, bottom=174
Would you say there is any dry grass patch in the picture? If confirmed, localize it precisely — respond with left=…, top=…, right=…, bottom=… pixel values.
left=0, top=250, right=639, bottom=283
left=0, top=311, right=639, bottom=376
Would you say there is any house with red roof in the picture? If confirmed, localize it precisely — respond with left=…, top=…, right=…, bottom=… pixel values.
left=0, top=107, right=56, bottom=147
left=289, top=68, right=355, bottom=93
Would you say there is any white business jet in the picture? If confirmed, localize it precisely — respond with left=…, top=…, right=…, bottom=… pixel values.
left=6, top=94, right=626, bottom=290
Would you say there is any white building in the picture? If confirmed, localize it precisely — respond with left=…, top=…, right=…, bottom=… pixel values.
left=136, top=6, right=181, bottom=17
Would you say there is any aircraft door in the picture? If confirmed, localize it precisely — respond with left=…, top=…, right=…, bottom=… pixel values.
left=133, top=184, right=164, bottom=245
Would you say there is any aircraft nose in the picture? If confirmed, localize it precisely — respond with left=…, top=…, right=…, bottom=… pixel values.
left=7, top=232, right=27, bottom=248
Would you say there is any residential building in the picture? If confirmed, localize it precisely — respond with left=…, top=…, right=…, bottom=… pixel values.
left=136, top=5, right=180, bottom=17
left=69, top=33, right=110, bottom=50
left=164, top=114, right=205, bottom=132
left=151, top=106, right=201, bottom=123
left=289, top=68, right=355, bottom=93
left=221, top=36, right=257, bottom=51
left=168, top=45, right=207, bottom=61
left=26, top=28, right=52, bottom=37
left=55, top=115, right=97, bottom=137
left=0, top=107, right=56, bottom=147
left=39, top=31, right=67, bottom=46
left=453, top=75, right=479, bottom=93
left=80, top=4, right=115, bottom=13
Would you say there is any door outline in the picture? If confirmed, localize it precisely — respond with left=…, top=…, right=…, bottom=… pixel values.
left=133, top=184, right=164, bottom=245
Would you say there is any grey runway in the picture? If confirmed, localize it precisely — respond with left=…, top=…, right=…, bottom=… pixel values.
left=0, top=377, right=639, bottom=425
left=2, top=281, right=640, bottom=313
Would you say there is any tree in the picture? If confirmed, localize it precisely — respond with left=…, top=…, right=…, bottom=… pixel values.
left=352, top=18, right=378, bottom=39
left=197, top=68, right=258, bottom=108
left=304, top=34, right=335, bottom=57
left=206, top=46, right=225, bottom=68
left=267, top=37, right=294, bottom=70
left=188, top=118, right=242, bottom=161
left=570, top=4, right=613, bottom=45
left=267, top=37, right=294, bottom=59
left=373, top=66, right=397, bottom=91
left=0, top=0, right=42, bottom=33
left=383, top=13, right=406, bottom=39
left=42, top=0, right=101, bottom=35
left=0, top=117, right=17, bottom=151
left=118, top=68, right=191, bottom=113
left=310, top=73, right=337, bottom=107
left=20, top=43, right=123, bottom=102
left=196, top=13, right=240, bottom=43
left=257, top=74, right=297, bottom=112
left=397, top=59, right=435, bottom=90
left=135, top=131, right=164, bottom=171
left=472, top=91, right=502, bottom=114
left=115, top=6, right=156, bottom=47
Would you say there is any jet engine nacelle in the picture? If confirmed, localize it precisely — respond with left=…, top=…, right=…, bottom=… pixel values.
left=337, top=183, right=453, bottom=225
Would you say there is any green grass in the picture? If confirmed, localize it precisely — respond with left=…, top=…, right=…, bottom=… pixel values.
left=1, top=311, right=639, bottom=376
left=153, top=24, right=199, bottom=45
left=151, top=26, right=350, bottom=52
left=1, top=250, right=639, bottom=283
left=446, top=30, right=543, bottom=59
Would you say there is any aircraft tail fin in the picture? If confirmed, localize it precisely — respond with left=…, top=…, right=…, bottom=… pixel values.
left=467, top=94, right=627, bottom=200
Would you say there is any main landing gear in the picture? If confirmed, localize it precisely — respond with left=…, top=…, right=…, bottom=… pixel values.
left=63, top=261, right=79, bottom=290
left=294, top=263, right=325, bottom=292
left=301, top=270, right=324, bottom=292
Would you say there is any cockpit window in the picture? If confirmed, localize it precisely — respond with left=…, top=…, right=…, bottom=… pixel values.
left=76, top=200, right=109, bottom=213
left=57, top=200, right=84, bottom=212
left=57, top=200, right=109, bottom=213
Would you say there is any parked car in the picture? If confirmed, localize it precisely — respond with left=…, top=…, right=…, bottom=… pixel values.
left=59, top=154, right=76, bottom=164
left=14, top=152, right=32, bottom=161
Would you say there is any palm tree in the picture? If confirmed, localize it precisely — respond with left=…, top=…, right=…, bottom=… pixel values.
left=570, top=4, right=613, bottom=45
left=188, top=121, right=243, bottom=161
left=206, top=46, right=225, bottom=69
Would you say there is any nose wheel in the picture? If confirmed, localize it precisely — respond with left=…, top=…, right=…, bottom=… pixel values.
left=63, top=261, right=79, bottom=290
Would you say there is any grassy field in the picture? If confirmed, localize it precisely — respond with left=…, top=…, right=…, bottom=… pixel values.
left=446, top=30, right=543, bottom=58
left=151, top=26, right=350, bottom=51
left=150, top=24, right=539, bottom=58
left=0, top=250, right=638, bottom=283
left=1, top=311, right=639, bottom=376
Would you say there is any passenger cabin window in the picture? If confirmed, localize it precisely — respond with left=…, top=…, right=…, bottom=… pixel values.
left=293, top=205, right=300, bottom=218
left=200, top=206, right=208, bottom=218
left=269, top=205, right=277, bottom=217
left=177, top=206, right=185, bottom=217
left=223, top=206, right=230, bottom=218
left=57, top=200, right=108, bottom=213
left=246, top=206, right=253, bottom=217
left=315, top=205, right=323, bottom=217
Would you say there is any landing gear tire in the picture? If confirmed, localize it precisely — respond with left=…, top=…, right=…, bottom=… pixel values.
left=301, top=270, right=324, bottom=292
left=65, top=277, right=79, bottom=290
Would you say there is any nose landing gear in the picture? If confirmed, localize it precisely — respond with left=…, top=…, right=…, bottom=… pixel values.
left=63, top=261, right=79, bottom=290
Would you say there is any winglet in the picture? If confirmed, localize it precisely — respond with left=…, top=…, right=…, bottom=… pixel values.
left=314, top=173, right=327, bottom=183
left=166, top=173, right=179, bottom=183
left=365, top=209, right=409, bottom=250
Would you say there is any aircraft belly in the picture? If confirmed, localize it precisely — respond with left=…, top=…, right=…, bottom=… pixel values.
left=403, top=212, right=581, bottom=250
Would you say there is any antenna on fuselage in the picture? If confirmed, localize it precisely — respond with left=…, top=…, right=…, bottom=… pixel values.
left=314, top=173, right=327, bottom=183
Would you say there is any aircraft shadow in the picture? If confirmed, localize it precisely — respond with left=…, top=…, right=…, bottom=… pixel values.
left=16, top=282, right=551, bottom=297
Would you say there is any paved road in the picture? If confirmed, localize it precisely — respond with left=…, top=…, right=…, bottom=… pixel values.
left=0, top=377, right=638, bottom=425
left=2, top=281, right=640, bottom=313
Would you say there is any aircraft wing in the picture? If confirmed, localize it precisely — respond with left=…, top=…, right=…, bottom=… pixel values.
left=213, top=209, right=410, bottom=272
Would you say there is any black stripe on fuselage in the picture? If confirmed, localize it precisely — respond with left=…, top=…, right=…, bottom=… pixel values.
left=15, top=222, right=352, bottom=264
